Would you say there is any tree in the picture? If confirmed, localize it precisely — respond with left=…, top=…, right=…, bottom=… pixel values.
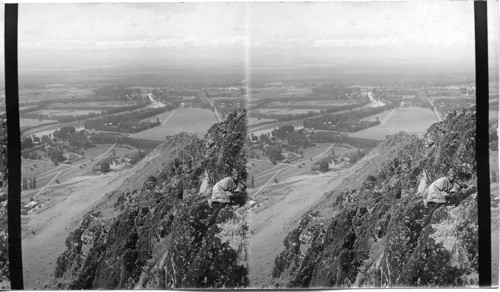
left=100, top=162, right=111, bottom=173
left=54, top=126, right=76, bottom=139
left=21, top=137, right=34, bottom=150
left=47, top=147, right=64, bottom=163
left=267, top=147, right=284, bottom=162
left=41, top=135, right=52, bottom=146
left=319, top=160, right=329, bottom=172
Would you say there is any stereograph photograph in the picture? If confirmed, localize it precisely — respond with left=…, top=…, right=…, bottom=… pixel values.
left=0, top=0, right=498, bottom=289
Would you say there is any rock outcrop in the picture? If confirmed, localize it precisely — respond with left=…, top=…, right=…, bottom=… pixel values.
left=47, top=110, right=248, bottom=289
left=271, top=106, right=478, bottom=288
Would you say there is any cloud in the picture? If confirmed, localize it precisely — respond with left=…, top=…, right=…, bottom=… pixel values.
left=16, top=2, right=475, bottom=54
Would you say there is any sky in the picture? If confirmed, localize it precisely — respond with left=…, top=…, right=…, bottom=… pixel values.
left=16, top=2, right=475, bottom=50
left=19, top=3, right=247, bottom=50
left=6, top=1, right=491, bottom=78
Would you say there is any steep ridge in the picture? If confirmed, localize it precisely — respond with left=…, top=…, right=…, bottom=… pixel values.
left=45, top=110, right=248, bottom=289
left=271, top=106, right=478, bottom=288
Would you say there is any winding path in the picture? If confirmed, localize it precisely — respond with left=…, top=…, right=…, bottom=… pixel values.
left=252, top=143, right=336, bottom=197
left=33, top=144, right=116, bottom=199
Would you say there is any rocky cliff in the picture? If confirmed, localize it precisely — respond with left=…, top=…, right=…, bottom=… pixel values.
left=271, top=106, right=478, bottom=288
left=46, top=110, right=249, bottom=289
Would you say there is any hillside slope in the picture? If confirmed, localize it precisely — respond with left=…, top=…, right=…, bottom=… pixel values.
left=45, top=110, right=248, bottom=289
left=271, top=106, right=478, bottom=288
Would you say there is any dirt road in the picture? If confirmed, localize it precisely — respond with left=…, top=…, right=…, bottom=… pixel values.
left=21, top=170, right=127, bottom=289
left=248, top=169, right=347, bottom=287
left=252, top=143, right=336, bottom=197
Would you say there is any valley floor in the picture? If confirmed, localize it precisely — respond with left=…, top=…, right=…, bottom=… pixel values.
left=21, top=170, right=129, bottom=289
left=247, top=168, right=352, bottom=287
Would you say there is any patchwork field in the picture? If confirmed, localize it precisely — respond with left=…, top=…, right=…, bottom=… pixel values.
left=360, top=109, right=394, bottom=122
left=250, top=86, right=312, bottom=100
left=50, top=101, right=135, bottom=110
left=250, top=108, right=321, bottom=116
left=267, top=100, right=351, bottom=108
left=139, top=110, right=174, bottom=123
left=20, top=118, right=58, bottom=129
left=19, top=87, right=92, bottom=102
left=430, top=95, right=473, bottom=100
left=129, top=108, right=219, bottom=141
left=211, top=96, right=246, bottom=101
left=248, top=118, right=277, bottom=126
left=349, top=107, right=438, bottom=140
left=19, top=106, right=38, bottom=111
left=22, top=159, right=66, bottom=181
left=21, top=145, right=118, bottom=191
left=32, top=109, right=101, bottom=117
left=23, top=121, right=85, bottom=138
left=248, top=143, right=346, bottom=189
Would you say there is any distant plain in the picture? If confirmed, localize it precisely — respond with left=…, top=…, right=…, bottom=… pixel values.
left=129, top=108, right=219, bottom=141
left=349, top=107, right=438, bottom=140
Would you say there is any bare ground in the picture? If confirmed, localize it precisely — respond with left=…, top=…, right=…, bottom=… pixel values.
left=248, top=169, right=351, bottom=287
left=21, top=171, right=129, bottom=289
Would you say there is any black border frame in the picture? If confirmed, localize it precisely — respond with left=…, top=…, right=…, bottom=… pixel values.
left=5, top=3, right=23, bottom=290
left=2, top=1, right=494, bottom=289
left=475, top=1, right=491, bottom=287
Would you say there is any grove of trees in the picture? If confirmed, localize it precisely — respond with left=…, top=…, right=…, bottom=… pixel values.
left=303, top=103, right=395, bottom=133
left=84, top=106, right=172, bottom=133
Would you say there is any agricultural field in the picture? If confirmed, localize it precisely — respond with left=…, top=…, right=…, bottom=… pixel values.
left=266, top=99, right=352, bottom=108
left=349, top=107, right=438, bottom=140
left=50, top=101, right=135, bottom=110
left=211, top=96, right=245, bottom=101
left=129, top=108, right=219, bottom=141
left=250, top=85, right=312, bottom=100
left=31, top=109, right=101, bottom=117
left=247, top=159, right=287, bottom=177
left=430, top=95, right=473, bottom=100
left=20, top=144, right=130, bottom=195
left=247, top=118, right=277, bottom=126
left=20, top=106, right=38, bottom=111
left=20, top=118, right=58, bottom=129
left=250, top=108, right=321, bottom=116
left=139, top=110, right=174, bottom=123
left=274, top=145, right=355, bottom=181
left=19, top=87, right=92, bottom=102
left=360, top=109, right=394, bottom=122
left=23, top=121, right=85, bottom=138
left=248, top=143, right=355, bottom=189
left=22, top=159, right=67, bottom=181
left=113, top=145, right=139, bottom=156
left=249, top=120, right=304, bottom=137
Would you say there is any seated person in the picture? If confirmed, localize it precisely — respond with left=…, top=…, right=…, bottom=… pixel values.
left=208, top=169, right=245, bottom=208
left=424, top=169, right=463, bottom=208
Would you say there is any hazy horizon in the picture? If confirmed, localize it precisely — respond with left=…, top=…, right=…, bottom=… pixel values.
left=2, top=1, right=496, bottom=87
